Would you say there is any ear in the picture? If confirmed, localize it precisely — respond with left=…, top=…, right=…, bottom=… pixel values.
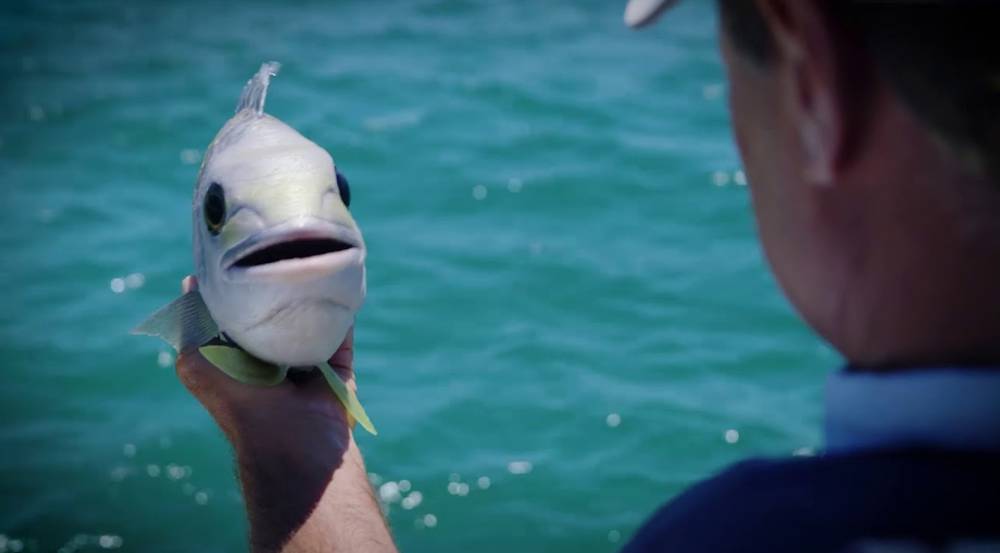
left=756, top=0, right=847, bottom=186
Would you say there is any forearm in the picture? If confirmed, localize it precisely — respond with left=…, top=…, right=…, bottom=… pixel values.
left=234, top=431, right=396, bottom=553
left=285, top=440, right=396, bottom=553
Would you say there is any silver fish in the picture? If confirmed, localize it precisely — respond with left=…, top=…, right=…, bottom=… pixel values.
left=133, top=62, right=374, bottom=434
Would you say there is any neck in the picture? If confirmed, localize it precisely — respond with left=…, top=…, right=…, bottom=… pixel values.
left=827, top=100, right=1000, bottom=371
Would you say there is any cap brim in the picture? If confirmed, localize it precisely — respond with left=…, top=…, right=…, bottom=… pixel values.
left=624, top=0, right=682, bottom=28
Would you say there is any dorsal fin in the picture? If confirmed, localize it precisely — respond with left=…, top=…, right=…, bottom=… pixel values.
left=236, top=61, right=281, bottom=116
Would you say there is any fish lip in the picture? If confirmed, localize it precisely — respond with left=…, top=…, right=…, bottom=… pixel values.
left=221, top=218, right=363, bottom=276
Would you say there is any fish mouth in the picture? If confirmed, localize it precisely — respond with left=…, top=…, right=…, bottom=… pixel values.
left=222, top=220, right=363, bottom=280
left=232, top=238, right=354, bottom=268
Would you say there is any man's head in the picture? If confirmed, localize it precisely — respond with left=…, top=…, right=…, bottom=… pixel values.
left=716, top=1, right=1000, bottom=180
left=630, top=0, right=1000, bottom=367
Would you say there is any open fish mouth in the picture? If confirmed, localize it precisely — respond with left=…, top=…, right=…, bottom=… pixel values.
left=232, top=237, right=354, bottom=268
left=221, top=220, right=363, bottom=278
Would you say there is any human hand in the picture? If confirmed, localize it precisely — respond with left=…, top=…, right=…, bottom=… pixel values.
left=175, top=275, right=356, bottom=456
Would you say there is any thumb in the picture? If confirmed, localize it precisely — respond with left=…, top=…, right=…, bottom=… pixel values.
left=182, top=275, right=198, bottom=294
left=327, top=326, right=355, bottom=389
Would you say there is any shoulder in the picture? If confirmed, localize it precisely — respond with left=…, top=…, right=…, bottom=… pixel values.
left=621, top=449, right=1000, bottom=553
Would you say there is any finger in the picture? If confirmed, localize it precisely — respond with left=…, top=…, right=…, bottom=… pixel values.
left=182, top=275, right=199, bottom=294
left=330, top=326, right=358, bottom=390
left=176, top=347, right=247, bottom=407
left=327, top=326, right=355, bottom=384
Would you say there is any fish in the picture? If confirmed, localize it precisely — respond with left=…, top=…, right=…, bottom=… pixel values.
left=133, top=61, right=375, bottom=435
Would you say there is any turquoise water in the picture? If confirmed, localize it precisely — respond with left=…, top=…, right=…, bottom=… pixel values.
left=0, top=1, right=838, bottom=551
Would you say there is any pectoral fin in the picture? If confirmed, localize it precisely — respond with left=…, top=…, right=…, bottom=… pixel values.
left=198, top=345, right=288, bottom=386
left=132, top=290, right=219, bottom=352
left=319, top=362, right=377, bottom=436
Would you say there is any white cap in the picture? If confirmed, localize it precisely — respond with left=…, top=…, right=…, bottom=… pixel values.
left=624, top=0, right=681, bottom=28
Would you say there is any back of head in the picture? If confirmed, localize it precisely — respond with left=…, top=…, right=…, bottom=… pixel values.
left=716, top=0, right=1000, bottom=367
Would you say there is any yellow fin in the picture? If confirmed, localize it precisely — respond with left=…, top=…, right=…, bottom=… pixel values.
left=199, top=345, right=287, bottom=386
left=319, top=362, right=377, bottom=436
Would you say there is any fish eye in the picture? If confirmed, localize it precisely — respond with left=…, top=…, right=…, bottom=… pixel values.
left=336, top=170, right=351, bottom=208
left=204, top=182, right=226, bottom=234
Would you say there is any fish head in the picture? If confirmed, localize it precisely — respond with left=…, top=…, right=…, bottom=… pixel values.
left=192, top=63, right=365, bottom=367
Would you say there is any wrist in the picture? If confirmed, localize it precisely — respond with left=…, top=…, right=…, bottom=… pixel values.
left=232, top=420, right=351, bottom=470
left=225, top=397, right=350, bottom=450
left=232, top=426, right=356, bottom=552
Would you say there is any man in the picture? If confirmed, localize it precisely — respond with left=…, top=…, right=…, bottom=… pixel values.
left=176, top=0, right=1000, bottom=551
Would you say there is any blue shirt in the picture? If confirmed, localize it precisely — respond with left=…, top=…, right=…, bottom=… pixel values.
left=621, top=369, right=1000, bottom=553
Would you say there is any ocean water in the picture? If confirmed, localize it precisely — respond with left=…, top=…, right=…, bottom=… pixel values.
left=0, top=1, right=838, bottom=551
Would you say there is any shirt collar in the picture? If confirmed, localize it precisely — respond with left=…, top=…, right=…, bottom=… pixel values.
left=825, top=368, right=1000, bottom=454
